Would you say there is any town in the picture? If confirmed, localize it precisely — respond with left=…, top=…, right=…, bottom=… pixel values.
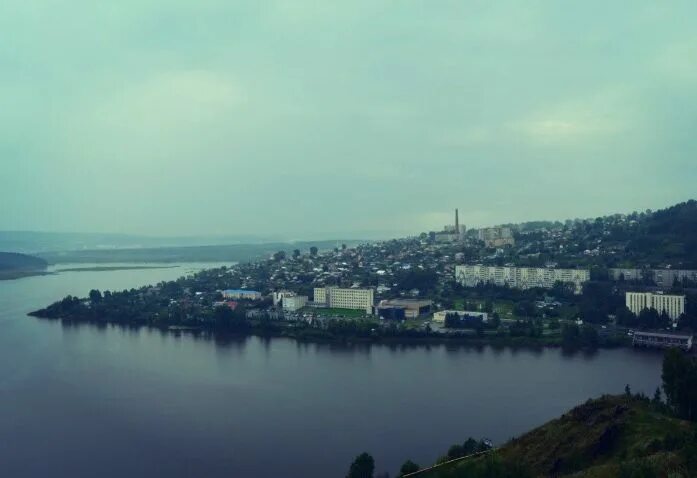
left=32, top=201, right=697, bottom=351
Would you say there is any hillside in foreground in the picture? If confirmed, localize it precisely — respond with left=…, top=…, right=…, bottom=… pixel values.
left=412, top=395, right=696, bottom=478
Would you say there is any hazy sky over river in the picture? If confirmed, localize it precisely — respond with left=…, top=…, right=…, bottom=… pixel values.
left=1, top=1, right=695, bottom=239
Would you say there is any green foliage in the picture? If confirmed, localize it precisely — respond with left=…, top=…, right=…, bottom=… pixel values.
left=399, top=460, right=420, bottom=476
left=346, top=452, right=374, bottom=478
left=662, top=348, right=697, bottom=420
left=561, top=323, right=599, bottom=349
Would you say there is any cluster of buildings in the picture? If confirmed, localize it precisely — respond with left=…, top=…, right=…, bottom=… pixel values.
left=455, top=264, right=590, bottom=294
left=477, top=227, right=515, bottom=248
left=609, top=268, right=697, bottom=289
left=434, top=209, right=466, bottom=243
left=625, top=291, right=686, bottom=321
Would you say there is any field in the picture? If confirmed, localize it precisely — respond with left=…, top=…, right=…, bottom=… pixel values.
left=310, top=307, right=371, bottom=319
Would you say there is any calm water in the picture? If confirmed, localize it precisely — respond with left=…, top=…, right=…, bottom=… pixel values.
left=0, top=264, right=665, bottom=477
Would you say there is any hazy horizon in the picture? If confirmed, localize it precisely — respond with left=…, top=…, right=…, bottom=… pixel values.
left=0, top=196, right=693, bottom=243
left=2, top=1, right=696, bottom=238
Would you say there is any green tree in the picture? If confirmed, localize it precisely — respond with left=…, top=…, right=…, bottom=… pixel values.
left=89, top=289, right=102, bottom=303
left=662, top=348, right=697, bottom=420
left=399, top=460, right=420, bottom=476
left=580, top=325, right=599, bottom=348
left=273, top=250, right=286, bottom=261
left=447, top=444, right=465, bottom=459
left=653, top=386, right=662, bottom=404
left=346, top=453, right=374, bottom=478
left=561, top=323, right=580, bottom=348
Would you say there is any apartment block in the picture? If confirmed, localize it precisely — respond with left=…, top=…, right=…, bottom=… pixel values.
left=455, top=264, right=590, bottom=294
left=313, top=287, right=374, bottom=313
left=626, top=292, right=686, bottom=321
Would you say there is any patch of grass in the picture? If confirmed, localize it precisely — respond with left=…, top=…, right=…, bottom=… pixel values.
left=315, top=307, right=370, bottom=318
left=415, top=395, right=696, bottom=478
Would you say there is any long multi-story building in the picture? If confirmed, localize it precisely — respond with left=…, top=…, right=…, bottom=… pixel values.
left=609, top=268, right=697, bottom=289
left=455, top=265, right=590, bottom=294
left=626, top=292, right=686, bottom=321
left=313, top=287, right=374, bottom=313
left=222, top=289, right=262, bottom=300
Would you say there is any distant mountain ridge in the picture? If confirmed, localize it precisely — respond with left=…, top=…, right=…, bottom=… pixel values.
left=0, top=252, right=48, bottom=280
left=0, top=231, right=288, bottom=254
left=0, top=252, right=47, bottom=271
left=36, top=240, right=363, bottom=265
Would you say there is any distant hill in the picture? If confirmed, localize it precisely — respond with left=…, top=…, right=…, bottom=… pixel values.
left=624, top=200, right=697, bottom=266
left=0, top=231, right=288, bottom=254
left=0, top=252, right=48, bottom=280
left=418, top=395, right=695, bottom=477
left=0, top=252, right=47, bottom=271
left=37, top=240, right=363, bottom=264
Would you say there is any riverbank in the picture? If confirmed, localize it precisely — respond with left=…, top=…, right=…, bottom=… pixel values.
left=0, top=270, right=53, bottom=280
left=29, top=311, right=631, bottom=351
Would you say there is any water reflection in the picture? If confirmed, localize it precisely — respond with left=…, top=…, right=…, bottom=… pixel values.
left=0, top=265, right=669, bottom=478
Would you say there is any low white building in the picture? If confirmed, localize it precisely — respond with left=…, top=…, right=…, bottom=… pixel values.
left=626, top=292, right=686, bottom=321
left=433, top=310, right=488, bottom=323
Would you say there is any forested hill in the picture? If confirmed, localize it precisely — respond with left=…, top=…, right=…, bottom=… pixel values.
left=624, top=200, right=697, bottom=266
left=0, top=252, right=47, bottom=271
left=503, top=199, right=697, bottom=269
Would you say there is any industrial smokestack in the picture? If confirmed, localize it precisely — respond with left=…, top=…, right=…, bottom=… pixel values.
left=455, top=208, right=459, bottom=235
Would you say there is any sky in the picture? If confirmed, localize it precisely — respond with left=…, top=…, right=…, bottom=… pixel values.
left=1, top=1, right=696, bottom=240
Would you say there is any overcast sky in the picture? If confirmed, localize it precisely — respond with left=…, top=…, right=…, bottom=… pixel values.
left=1, top=1, right=695, bottom=239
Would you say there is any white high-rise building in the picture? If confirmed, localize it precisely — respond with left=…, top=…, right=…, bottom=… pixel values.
left=455, top=264, right=590, bottom=294
left=313, top=287, right=374, bottom=313
left=625, top=292, right=686, bottom=321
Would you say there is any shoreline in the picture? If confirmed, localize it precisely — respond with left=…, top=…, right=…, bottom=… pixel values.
left=28, top=312, right=632, bottom=351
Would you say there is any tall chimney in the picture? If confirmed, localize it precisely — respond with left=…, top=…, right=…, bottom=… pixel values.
left=455, top=208, right=460, bottom=235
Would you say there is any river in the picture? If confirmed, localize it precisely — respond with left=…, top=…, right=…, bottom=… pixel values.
left=0, top=263, right=665, bottom=477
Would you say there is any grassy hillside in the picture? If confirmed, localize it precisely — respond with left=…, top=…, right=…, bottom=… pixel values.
left=414, top=395, right=696, bottom=478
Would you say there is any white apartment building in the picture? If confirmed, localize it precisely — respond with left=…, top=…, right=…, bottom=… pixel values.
left=455, top=265, right=590, bottom=294
left=313, top=287, right=374, bottom=313
left=282, top=295, right=308, bottom=312
left=626, top=292, right=686, bottom=321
